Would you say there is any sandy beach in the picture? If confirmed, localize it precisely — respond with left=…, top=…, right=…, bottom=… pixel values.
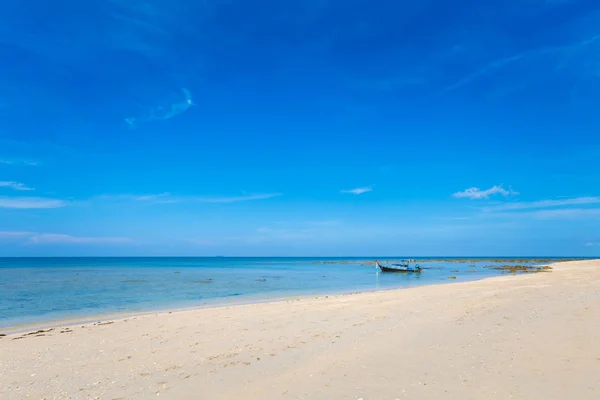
left=1, top=259, right=599, bottom=399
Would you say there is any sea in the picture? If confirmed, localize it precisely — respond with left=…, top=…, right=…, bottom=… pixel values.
left=0, top=257, right=569, bottom=330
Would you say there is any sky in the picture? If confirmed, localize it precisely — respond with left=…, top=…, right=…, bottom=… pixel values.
left=1, top=0, right=599, bottom=256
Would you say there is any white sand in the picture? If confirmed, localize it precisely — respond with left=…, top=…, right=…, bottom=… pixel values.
left=1, top=259, right=599, bottom=399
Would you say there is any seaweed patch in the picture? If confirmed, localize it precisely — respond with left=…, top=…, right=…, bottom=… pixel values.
left=483, top=265, right=552, bottom=274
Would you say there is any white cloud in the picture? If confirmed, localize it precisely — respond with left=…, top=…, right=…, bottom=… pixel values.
left=585, top=242, right=599, bottom=247
left=483, top=196, right=600, bottom=212
left=341, top=186, right=372, bottom=195
left=0, top=196, right=67, bottom=209
left=453, top=185, right=517, bottom=200
left=0, top=181, right=34, bottom=191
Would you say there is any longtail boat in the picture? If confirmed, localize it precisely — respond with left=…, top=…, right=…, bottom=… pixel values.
left=376, top=260, right=422, bottom=273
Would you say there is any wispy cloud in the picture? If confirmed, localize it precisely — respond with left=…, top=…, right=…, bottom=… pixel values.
left=226, top=226, right=315, bottom=244
left=482, top=196, right=600, bottom=212
left=0, top=138, right=74, bottom=163
left=224, top=221, right=347, bottom=245
left=0, top=196, right=67, bottom=209
left=446, top=55, right=525, bottom=92
left=186, top=239, right=216, bottom=247
left=446, top=34, right=600, bottom=91
left=125, top=88, right=194, bottom=128
left=341, top=186, right=372, bottom=195
left=0, top=231, right=132, bottom=244
left=257, top=227, right=314, bottom=239
left=0, top=231, right=34, bottom=238
left=110, top=11, right=170, bottom=38
left=97, top=193, right=172, bottom=202
left=527, top=208, right=600, bottom=219
left=305, top=219, right=342, bottom=227
left=191, top=193, right=282, bottom=204
left=131, top=193, right=171, bottom=201
left=0, top=181, right=34, bottom=191
left=27, top=234, right=132, bottom=245
left=585, top=242, right=600, bottom=247
left=0, top=158, right=40, bottom=166
left=453, top=185, right=518, bottom=200
left=96, top=192, right=282, bottom=204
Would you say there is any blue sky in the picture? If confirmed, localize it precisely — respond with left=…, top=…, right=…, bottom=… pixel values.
left=1, top=0, right=599, bottom=256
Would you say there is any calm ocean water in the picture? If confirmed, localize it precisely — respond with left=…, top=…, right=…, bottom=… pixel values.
left=0, top=257, right=556, bottom=329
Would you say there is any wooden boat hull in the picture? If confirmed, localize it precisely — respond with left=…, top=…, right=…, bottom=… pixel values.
left=379, top=265, right=421, bottom=273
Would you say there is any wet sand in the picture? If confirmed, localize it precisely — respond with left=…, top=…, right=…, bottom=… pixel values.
left=1, top=259, right=599, bottom=399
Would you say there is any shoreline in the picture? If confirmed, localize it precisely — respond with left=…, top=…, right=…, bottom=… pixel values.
left=2, top=259, right=599, bottom=400
left=0, top=280, right=473, bottom=335
left=1, top=257, right=591, bottom=334
left=0, top=262, right=558, bottom=335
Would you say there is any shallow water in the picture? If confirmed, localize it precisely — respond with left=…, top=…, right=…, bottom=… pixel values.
left=0, top=257, right=554, bottom=328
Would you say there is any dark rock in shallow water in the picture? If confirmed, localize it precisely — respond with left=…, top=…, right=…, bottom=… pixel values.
left=484, top=264, right=552, bottom=274
left=419, top=258, right=581, bottom=263
left=256, top=278, right=267, bottom=282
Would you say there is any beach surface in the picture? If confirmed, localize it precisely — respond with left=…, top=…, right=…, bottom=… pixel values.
left=1, top=259, right=599, bottom=399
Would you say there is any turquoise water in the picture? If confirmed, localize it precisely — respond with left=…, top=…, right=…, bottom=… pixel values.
left=0, top=257, right=554, bottom=329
